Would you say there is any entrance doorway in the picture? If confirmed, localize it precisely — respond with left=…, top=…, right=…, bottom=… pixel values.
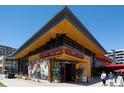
left=59, top=62, right=76, bottom=82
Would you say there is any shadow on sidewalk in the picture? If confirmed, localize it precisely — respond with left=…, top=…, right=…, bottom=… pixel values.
left=66, top=78, right=101, bottom=86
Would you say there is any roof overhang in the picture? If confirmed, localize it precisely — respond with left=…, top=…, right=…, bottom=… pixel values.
left=9, top=7, right=106, bottom=59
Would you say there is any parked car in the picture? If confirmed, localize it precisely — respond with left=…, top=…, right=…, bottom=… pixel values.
left=5, top=69, right=15, bottom=78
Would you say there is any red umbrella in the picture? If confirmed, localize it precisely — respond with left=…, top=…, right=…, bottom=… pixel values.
left=114, top=68, right=124, bottom=73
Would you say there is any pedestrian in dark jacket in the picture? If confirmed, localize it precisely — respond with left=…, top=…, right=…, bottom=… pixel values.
left=108, top=72, right=114, bottom=86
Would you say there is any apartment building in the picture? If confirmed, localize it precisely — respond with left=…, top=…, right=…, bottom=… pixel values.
left=0, top=45, right=17, bottom=73
left=0, top=45, right=16, bottom=56
left=106, top=49, right=124, bottom=64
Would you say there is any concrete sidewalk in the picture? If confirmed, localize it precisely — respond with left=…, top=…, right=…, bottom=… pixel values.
left=0, top=74, right=102, bottom=87
left=0, top=79, right=88, bottom=87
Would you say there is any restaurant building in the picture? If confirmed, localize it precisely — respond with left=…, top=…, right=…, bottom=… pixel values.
left=9, top=7, right=107, bottom=82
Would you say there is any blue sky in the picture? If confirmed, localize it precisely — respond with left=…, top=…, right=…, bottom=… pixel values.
left=0, top=5, right=124, bottom=51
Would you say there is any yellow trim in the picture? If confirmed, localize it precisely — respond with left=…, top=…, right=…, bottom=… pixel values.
left=11, top=19, right=105, bottom=59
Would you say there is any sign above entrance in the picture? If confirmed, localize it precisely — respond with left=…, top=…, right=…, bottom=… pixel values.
left=64, top=47, right=84, bottom=59
left=39, top=46, right=84, bottom=59
left=39, top=47, right=63, bottom=58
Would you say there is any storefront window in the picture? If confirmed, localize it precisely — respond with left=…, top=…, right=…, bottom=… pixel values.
left=28, top=59, right=48, bottom=80
left=40, top=59, right=48, bottom=80
left=53, top=63, right=60, bottom=81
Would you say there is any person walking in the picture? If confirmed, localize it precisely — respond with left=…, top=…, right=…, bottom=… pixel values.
left=114, top=74, right=118, bottom=84
left=116, top=73, right=124, bottom=87
left=100, top=71, right=107, bottom=86
left=107, top=72, right=114, bottom=86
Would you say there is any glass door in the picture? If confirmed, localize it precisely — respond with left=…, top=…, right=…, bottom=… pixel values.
left=59, top=62, right=76, bottom=82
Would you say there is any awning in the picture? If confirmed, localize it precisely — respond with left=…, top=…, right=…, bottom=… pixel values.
left=96, top=56, right=113, bottom=63
left=100, top=64, right=124, bottom=68
left=114, top=68, right=124, bottom=73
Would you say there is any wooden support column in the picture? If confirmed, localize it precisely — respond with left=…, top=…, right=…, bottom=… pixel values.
left=17, top=59, right=21, bottom=75
left=49, top=58, right=53, bottom=82
left=91, top=53, right=96, bottom=78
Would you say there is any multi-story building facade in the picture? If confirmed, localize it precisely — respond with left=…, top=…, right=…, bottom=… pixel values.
left=0, top=45, right=16, bottom=56
left=0, top=55, right=18, bottom=74
left=0, top=45, right=16, bottom=73
left=106, top=49, right=124, bottom=64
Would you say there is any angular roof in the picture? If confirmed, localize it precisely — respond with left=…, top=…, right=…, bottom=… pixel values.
left=9, top=6, right=106, bottom=59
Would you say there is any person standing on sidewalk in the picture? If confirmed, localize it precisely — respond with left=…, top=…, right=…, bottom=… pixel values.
left=107, top=72, right=115, bottom=86
left=100, top=71, right=107, bottom=86
left=116, top=72, right=124, bottom=87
